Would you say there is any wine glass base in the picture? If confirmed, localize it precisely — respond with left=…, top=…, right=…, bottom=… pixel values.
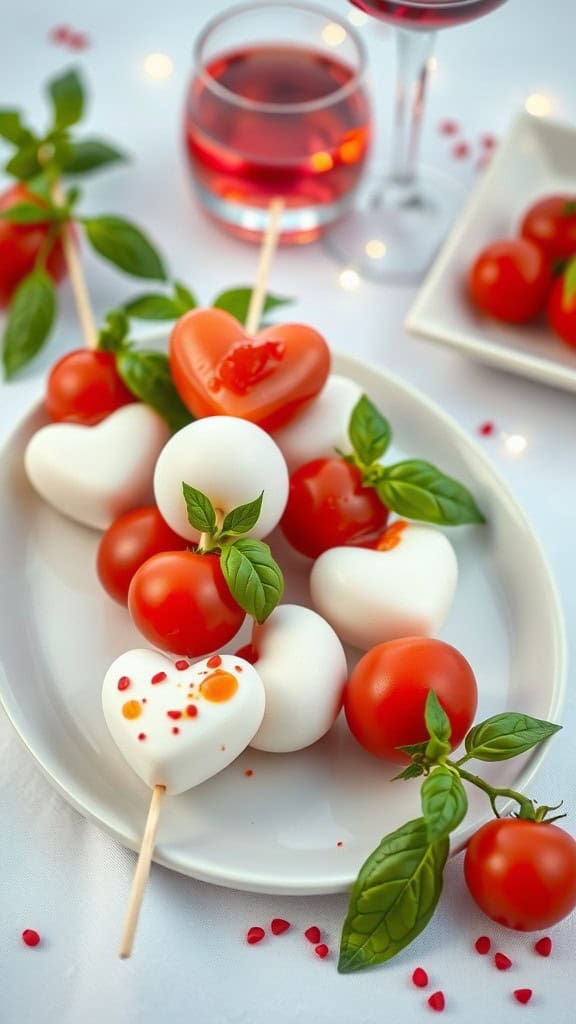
left=322, top=166, right=468, bottom=285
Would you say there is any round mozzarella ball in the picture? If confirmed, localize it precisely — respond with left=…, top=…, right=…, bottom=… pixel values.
left=154, top=416, right=289, bottom=542
left=271, top=375, right=362, bottom=473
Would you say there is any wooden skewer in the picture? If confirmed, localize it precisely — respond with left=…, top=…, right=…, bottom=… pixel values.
left=51, top=182, right=99, bottom=350
left=119, top=784, right=166, bottom=959
left=244, top=198, right=285, bottom=335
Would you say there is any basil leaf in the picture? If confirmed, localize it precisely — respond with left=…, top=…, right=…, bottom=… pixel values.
left=396, top=741, right=428, bottom=757
left=425, top=690, right=451, bottom=743
left=48, top=68, right=84, bottom=130
left=212, top=287, right=291, bottom=323
left=83, top=216, right=166, bottom=280
left=181, top=483, right=217, bottom=535
left=2, top=271, right=56, bottom=377
left=391, top=762, right=425, bottom=782
left=562, top=257, right=576, bottom=305
left=220, top=538, right=284, bottom=623
left=221, top=493, right=263, bottom=537
left=97, top=310, right=130, bottom=352
left=338, top=818, right=449, bottom=973
left=0, top=202, right=53, bottom=225
left=123, top=294, right=182, bottom=320
left=348, top=395, right=392, bottom=466
left=464, top=713, right=561, bottom=763
left=0, top=109, right=34, bottom=146
left=116, top=349, right=193, bottom=431
left=62, top=138, right=127, bottom=174
left=6, top=145, right=41, bottom=180
left=377, top=460, right=485, bottom=526
left=174, top=281, right=197, bottom=312
left=421, top=767, right=468, bottom=843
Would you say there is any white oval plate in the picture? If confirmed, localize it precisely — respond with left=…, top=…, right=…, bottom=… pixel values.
left=0, top=352, right=566, bottom=895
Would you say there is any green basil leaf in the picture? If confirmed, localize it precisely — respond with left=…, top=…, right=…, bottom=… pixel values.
left=396, top=741, right=428, bottom=757
left=5, top=145, right=41, bottom=180
left=0, top=202, right=53, bottom=225
left=97, top=310, right=130, bottom=352
left=2, top=271, right=56, bottom=377
left=391, top=762, right=425, bottom=782
left=181, top=483, right=217, bottom=535
left=48, top=68, right=84, bottom=130
left=83, top=216, right=167, bottom=280
left=338, top=818, right=449, bottom=973
left=62, top=138, right=127, bottom=174
left=377, top=460, right=485, bottom=526
left=221, top=493, right=263, bottom=537
left=0, top=109, right=34, bottom=146
left=116, top=349, right=193, bottom=431
left=220, top=538, right=284, bottom=623
left=174, top=281, right=197, bottom=313
left=348, top=395, right=392, bottom=466
left=464, top=713, right=561, bottom=763
left=425, top=690, right=451, bottom=743
left=212, top=287, right=291, bottom=323
left=562, top=257, right=576, bottom=305
left=421, top=767, right=468, bottom=843
left=123, top=294, right=182, bottom=320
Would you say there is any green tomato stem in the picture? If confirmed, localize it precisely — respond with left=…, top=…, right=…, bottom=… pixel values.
left=450, top=764, right=536, bottom=820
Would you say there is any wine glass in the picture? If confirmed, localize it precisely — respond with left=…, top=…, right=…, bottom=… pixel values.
left=324, top=0, right=509, bottom=282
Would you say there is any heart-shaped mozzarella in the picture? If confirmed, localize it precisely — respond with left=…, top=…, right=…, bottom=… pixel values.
left=310, top=523, right=458, bottom=650
left=154, top=415, right=289, bottom=542
left=25, top=404, right=169, bottom=531
left=249, top=604, right=347, bottom=753
left=102, top=650, right=265, bottom=795
left=271, top=375, right=362, bottom=473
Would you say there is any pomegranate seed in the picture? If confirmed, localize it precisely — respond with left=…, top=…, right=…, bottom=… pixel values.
left=514, top=989, right=533, bottom=1005
left=412, top=967, right=429, bottom=988
left=480, top=133, right=497, bottom=150
left=314, top=944, right=329, bottom=959
left=151, top=672, right=167, bottom=685
left=428, top=991, right=445, bottom=1012
left=534, top=936, right=552, bottom=957
left=478, top=421, right=495, bottom=437
left=439, top=119, right=459, bottom=136
left=304, top=926, right=321, bottom=944
left=475, top=935, right=491, bottom=954
left=175, top=660, right=189, bottom=671
left=452, top=141, right=470, bottom=160
left=21, top=929, right=41, bottom=947
left=271, top=918, right=290, bottom=936
left=495, top=952, right=512, bottom=971
left=246, top=926, right=265, bottom=945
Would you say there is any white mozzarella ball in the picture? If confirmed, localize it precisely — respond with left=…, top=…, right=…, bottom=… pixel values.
left=271, top=375, right=362, bottom=473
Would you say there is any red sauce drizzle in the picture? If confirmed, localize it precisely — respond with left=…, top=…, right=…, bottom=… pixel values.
left=206, top=655, right=222, bottom=668
left=167, top=710, right=182, bottom=720
left=210, top=339, right=285, bottom=395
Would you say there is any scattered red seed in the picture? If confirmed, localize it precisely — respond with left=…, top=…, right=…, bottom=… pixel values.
left=244, top=769, right=254, bottom=777
left=175, top=660, right=189, bottom=671
left=138, top=733, right=146, bottom=741
left=495, top=952, right=513, bottom=971
left=452, top=140, right=470, bottom=160
left=246, top=926, right=265, bottom=945
left=534, top=936, right=552, bottom=957
left=172, top=727, right=180, bottom=735
left=68, top=32, right=89, bottom=50
left=304, top=926, right=321, bottom=944
left=439, top=118, right=459, bottom=136
left=475, top=935, right=491, bottom=955
left=478, top=420, right=495, bottom=437
left=151, top=672, right=167, bottom=685
left=207, top=655, right=222, bottom=668
left=480, top=133, right=497, bottom=150
left=117, top=676, right=131, bottom=691
left=514, top=989, right=533, bottom=1005
left=428, top=991, right=445, bottom=1012
left=412, top=967, right=429, bottom=988
left=21, top=929, right=41, bottom=947
left=235, top=665, right=244, bottom=672
left=336, top=841, right=343, bottom=848
left=271, top=918, right=291, bottom=936
left=49, top=25, right=70, bottom=42
left=314, top=944, right=329, bottom=959
left=167, top=710, right=182, bottom=720
left=186, top=705, right=198, bottom=718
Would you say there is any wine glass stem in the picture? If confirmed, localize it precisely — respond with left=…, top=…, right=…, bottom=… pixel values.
left=388, top=28, right=437, bottom=198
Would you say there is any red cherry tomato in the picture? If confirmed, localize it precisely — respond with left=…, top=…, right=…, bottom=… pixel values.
left=344, top=638, right=478, bottom=763
left=0, top=183, right=68, bottom=307
left=280, top=458, right=389, bottom=559
left=521, top=194, right=576, bottom=263
left=46, top=349, right=136, bottom=425
left=128, top=550, right=245, bottom=657
left=547, top=275, right=576, bottom=349
left=97, top=507, right=188, bottom=605
left=469, top=238, right=552, bottom=324
left=464, top=818, right=576, bottom=931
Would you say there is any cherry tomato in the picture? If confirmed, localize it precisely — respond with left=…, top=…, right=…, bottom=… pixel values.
left=521, top=194, right=576, bottom=263
left=97, top=507, right=188, bottom=605
left=280, top=458, right=389, bottom=559
left=464, top=818, right=576, bottom=930
left=0, top=183, right=68, bottom=307
left=128, top=550, right=245, bottom=657
left=46, top=348, right=136, bottom=425
left=547, top=275, right=576, bottom=349
left=469, top=238, right=552, bottom=324
left=344, top=637, right=478, bottom=763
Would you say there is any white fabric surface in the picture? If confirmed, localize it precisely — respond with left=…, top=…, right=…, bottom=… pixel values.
left=1, top=0, right=575, bottom=1020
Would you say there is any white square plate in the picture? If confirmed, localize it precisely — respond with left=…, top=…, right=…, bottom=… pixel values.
left=406, top=112, right=576, bottom=392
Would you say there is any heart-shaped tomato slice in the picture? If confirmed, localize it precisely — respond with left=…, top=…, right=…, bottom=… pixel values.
left=169, top=308, right=331, bottom=431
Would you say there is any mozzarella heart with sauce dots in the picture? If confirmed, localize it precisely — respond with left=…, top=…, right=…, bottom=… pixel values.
left=154, top=416, right=289, bottom=542
left=102, top=650, right=265, bottom=795
left=271, top=375, right=363, bottom=473
left=25, top=404, right=169, bottom=531
left=310, top=521, right=458, bottom=651
left=248, top=604, right=348, bottom=753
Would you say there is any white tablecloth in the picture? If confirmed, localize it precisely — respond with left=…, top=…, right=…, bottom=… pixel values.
left=1, top=1, right=575, bottom=1020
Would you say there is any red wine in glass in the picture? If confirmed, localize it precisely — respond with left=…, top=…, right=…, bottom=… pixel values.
left=185, top=44, right=371, bottom=242
left=350, top=0, right=507, bottom=29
